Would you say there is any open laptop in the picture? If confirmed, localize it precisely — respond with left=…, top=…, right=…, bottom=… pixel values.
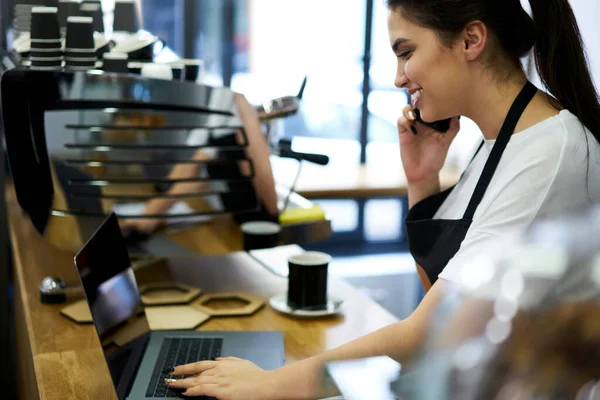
left=74, top=213, right=285, bottom=399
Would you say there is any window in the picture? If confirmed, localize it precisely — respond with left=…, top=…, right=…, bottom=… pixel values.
left=232, top=0, right=366, bottom=157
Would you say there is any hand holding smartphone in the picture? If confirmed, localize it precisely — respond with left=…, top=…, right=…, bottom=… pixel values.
left=413, top=108, right=452, bottom=133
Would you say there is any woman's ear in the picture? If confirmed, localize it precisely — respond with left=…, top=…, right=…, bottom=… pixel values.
left=462, top=20, right=487, bottom=61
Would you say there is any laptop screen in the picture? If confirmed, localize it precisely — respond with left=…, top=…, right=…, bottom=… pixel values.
left=74, top=213, right=151, bottom=390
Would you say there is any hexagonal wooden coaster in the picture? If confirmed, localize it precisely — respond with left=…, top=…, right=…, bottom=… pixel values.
left=60, top=299, right=92, bottom=323
left=138, top=283, right=202, bottom=306
left=145, top=306, right=211, bottom=331
left=192, top=293, right=264, bottom=317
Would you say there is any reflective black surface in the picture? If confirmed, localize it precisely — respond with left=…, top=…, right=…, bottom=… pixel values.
left=1, top=69, right=260, bottom=251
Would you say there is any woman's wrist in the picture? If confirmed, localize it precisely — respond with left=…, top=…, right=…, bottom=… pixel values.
left=265, top=357, right=326, bottom=400
left=407, top=177, right=441, bottom=208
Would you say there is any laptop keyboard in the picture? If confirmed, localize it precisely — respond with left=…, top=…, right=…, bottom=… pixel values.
left=146, top=337, right=223, bottom=399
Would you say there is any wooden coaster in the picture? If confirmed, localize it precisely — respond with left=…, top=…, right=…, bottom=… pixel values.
left=138, top=282, right=202, bottom=306
left=60, top=299, right=92, bottom=324
left=145, top=306, right=210, bottom=331
left=191, top=293, right=264, bottom=317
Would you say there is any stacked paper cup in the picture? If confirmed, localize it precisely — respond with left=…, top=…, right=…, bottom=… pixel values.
left=58, top=0, right=81, bottom=34
left=102, top=52, right=129, bottom=73
left=80, top=2, right=104, bottom=33
left=64, top=16, right=96, bottom=70
left=30, top=7, right=63, bottom=71
left=113, top=0, right=140, bottom=33
left=13, top=2, right=39, bottom=34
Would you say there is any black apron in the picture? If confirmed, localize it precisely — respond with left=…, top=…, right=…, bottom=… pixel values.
left=405, top=81, right=538, bottom=286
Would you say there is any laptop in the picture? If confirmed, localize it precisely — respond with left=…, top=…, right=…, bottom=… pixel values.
left=74, top=213, right=285, bottom=399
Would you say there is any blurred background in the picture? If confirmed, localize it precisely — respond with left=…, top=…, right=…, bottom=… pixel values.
left=2, top=0, right=600, bottom=319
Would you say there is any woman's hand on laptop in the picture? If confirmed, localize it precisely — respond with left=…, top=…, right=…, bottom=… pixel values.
left=166, top=357, right=279, bottom=399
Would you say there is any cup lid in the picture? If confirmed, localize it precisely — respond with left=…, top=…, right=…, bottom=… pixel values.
left=65, top=57, right=97, bottom=61
left=80, top=4, right=101, bottom=11
left=67, top=16, right=93, bottom=23
left=30, top=48, right=63, bottom=52
left=30, top=66, right=62, bottom=70
left=288, top=251, right=332, bottom=266
left=103, top=52, right=128, bottom=60
left=240, top=221, right=281, bottom=235
left=32, top=6, right=58, bottom=13
left=31, top=38, right=62, bottom=43
left=169, top=59, right=204, bottom=67
left=30, top=56, right=63, bottom=61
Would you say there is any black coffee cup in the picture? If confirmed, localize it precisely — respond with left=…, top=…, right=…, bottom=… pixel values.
left=80, top=3, right=104, bottom=33
left=30, top=58, right=62, bottom=69
left=30, top=56, right=62, bottom=62
left=58, top=0, right=80, bottom=29
left=31, top=7, right=60, bottom=41
left=170, top=63, right=184, bottom=81
left=102, top=52, right=128, bottom=73
left=240, top=221, right=281, bottom=251
left=287, top=252, right=331, bottom=310
left=65, top=57, right=96, bottom=65
left=66, top=16, right=94, bottom=49
left=65, top=49, right=96, bottom=59
left=113, top=0, right=140, bottom=33
left=127, top=61, right=144, bottom=75
left=31, top=39, right=63, bottom=49
left=58, top=0, right=71, bottom=29
left=30, top=48, right=63, bottom=58
left=171, top=59, right=204, bottom=83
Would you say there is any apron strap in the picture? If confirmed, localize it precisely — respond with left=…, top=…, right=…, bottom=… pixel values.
left=460, top=140, right=485, bottom=181
left=463, top=82, right=538, bottom=220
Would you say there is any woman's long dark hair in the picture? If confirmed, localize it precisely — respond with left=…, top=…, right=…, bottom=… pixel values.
left=387, top=0, right=600, bottom=145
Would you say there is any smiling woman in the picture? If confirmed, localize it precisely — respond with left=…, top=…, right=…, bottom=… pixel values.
left=161, top=1, right=600, bottom=398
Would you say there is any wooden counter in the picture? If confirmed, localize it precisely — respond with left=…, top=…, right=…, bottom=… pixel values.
left=9, top=196, right=399, bottom=399
left=274, top=161, right=461, bottom=199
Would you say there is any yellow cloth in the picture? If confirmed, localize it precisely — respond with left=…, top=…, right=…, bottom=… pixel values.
left=279, top=205, right=326, bottom=225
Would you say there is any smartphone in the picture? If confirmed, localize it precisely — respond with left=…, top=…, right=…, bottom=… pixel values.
left=414, top=108, right=452, bottom=133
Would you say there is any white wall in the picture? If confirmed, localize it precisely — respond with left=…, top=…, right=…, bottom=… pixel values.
left=523, top=0, right=600, bottom=94
left=570, top=0, right=600, bottom=92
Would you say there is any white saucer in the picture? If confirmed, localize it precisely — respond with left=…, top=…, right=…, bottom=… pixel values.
left=269, top=292, right=343, bottom=318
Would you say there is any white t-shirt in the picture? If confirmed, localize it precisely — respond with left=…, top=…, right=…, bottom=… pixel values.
left=437, top=109, right=600, bottom=284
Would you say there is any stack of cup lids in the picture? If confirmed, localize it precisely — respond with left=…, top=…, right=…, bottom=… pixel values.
left=65, top=16, right=96, bottom=70
left=12, top=2, right=39, bottom=33
left=30, top=7, right=63, bottom=71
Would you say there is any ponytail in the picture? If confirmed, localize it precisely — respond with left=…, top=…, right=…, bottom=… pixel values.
left=529, top=0, right=600, bottom=144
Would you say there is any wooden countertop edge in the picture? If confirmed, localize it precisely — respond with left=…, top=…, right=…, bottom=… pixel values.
left=296, top=181, right=458, bottom=199
left=8, top=205, right=44, bottom=387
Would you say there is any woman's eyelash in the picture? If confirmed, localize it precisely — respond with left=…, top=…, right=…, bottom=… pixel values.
left=398, top=51, right=411, bottom=60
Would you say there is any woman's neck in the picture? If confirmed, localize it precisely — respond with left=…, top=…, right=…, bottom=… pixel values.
left=463, top=73, right=531, bottom=140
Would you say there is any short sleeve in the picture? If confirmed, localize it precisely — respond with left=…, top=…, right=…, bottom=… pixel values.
left=439, top=144, right=561, bottom=284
